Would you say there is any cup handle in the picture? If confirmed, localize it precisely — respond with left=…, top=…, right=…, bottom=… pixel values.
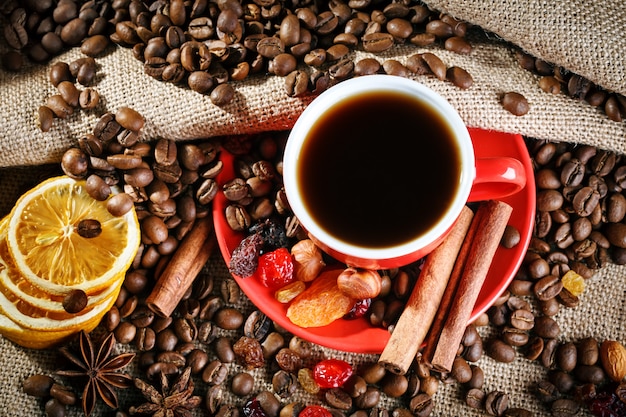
left=468, top=157, right=527, bottom=202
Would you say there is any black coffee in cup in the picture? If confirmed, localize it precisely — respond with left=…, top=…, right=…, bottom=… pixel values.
left=295, top=90, right=462, bottom=249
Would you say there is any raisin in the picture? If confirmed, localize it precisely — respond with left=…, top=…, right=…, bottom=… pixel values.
left=275, top=281, right=306, bottom=303
left=229, top=233, right=264, bottom=278
left=233, top=336, right=265, bottom=369
left=250, top=217, right=289, bottom=250
left=275, top=348, right=303, bottom=373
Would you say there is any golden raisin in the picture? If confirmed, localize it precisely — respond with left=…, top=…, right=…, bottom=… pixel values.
left=275, top=281, right=306, bottom=303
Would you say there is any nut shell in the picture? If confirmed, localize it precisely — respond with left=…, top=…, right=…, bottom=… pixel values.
left=600, top=340, right=626, bottom=382
left=337, top=267, right=382, bottom=299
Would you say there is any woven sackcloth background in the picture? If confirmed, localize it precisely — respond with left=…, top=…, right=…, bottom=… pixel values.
left=0, top=0, right=625, bottom=416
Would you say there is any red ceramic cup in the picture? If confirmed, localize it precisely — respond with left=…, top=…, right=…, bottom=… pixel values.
left=283, top=75, right=526, bottom=270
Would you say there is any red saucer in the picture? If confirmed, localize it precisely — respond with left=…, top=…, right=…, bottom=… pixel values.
left=213, top=128, right=536, bottom=354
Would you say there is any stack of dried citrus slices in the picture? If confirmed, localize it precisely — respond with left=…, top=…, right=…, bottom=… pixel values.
left=0, top=176, right=140, bottom=349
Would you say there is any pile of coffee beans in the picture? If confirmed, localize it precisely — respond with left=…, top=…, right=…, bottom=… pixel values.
left=3, top=0, right=625, bottom=122
left=20, top=109, right=626, bottom=417
left=0, top=0, right=114, bottom=68
left=514, top=49, right=626, bottom=122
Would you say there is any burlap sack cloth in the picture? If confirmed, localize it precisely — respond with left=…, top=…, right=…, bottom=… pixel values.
left=1, top=0, right=625, bottom=415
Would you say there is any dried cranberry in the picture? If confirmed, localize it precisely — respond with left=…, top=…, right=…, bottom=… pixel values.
left=254, top=247, right=294, bottom=289
left=298, top=405, right=333, bottom=417
left=243, top=397, right=269, bottom=417
left=587, top=385, right=626, bottom=417
left=313, top=359, right=353, bottom=388
left=344, top=298, right=371, bottom=319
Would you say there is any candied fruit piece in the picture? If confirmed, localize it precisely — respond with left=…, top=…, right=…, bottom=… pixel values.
left=286, top=269, right=356, bottom=327
left=561, top=270, right=585, bottom=296
left=313, top=359, right=354, bottom=388
left=299, top=406, right=333, bottom=417
left=255, top=247, right=294, bottom=289
left=275, top=281, right=306, bottom=303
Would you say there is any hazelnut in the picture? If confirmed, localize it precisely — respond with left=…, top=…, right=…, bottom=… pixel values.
left=337, top=267, right=382, bottom=299
left=291, top=239, right=325, bottom=282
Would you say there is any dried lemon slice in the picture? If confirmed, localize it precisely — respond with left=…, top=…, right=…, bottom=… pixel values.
left=6, top=176, right=140, bottom=295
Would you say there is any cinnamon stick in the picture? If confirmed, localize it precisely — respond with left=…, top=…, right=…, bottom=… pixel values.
left=378, top=206, right=474, bottom=375
left=426, top=200, right=513, bottom=373
left=146, top=215, right=216, bottom=317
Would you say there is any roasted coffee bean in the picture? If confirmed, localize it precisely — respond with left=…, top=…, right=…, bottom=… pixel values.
left=155, top=328, right=179, bottom=351
left=46, top=94, right=74, bottom=119
left=231, top=372, right=255, bottom=396
left=79, top=87, right=100, bottom=109
left=551, top=398, right=580, bottom=417
left=534, top=275, right=563, bottom=301
left=450, top=357, right=472, bottom=383
left=362, top=32, right=394, bottom=53
left=114, top=321, right=137, bottom=345
left=574, top=364, right=606, bottom=384
left=485, top=339, right=516, bottom=363
left=577, top=337, right=599, bottom=366
left=135, top=327, right=156, bottom=351
left=23, top=374, right=55, bottom=398
left=421, top=52, right=446, bottom=80
left=484, top=390, right=508, bottom=416
left=61, top=148, right=89, bottom=179
left=535, top=379, right=559, bottom=402
left=44, top=398, right=66, bottom=417
left=534, top=315, right=560, bottom=339
left=62, top=289, right=88, bottom=313
left=37, top=105, right=55, bottom=132
left=502, top=327, right=529, bottom=347
left=525, top=336, right=544, bottom=360
left=465, top=388, right=484, bottom=409
left=501, top=92, right=529, bottom=116
left=215, top=337, right=236, bottom=363
left=509, top=308, right=534, bottom=330
left=382, top=59, right=409, bottom=77
left=211, top=83, right=236, bottom=106
left=325, top=388, right=353, bottom=409
left=446, top=66, right=473, bottom=89
left=540, top=338, right=558, bottom=369
left=355, top=386, right=381, bottom=409
left=49, top=383, right=76, bottom=406
left=555, top=341, right=577, bottom=372
left=466, top=365, right=484, bottom=390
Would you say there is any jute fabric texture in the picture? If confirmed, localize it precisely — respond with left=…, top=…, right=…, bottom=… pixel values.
left=0, top=0, right=625, bottom=415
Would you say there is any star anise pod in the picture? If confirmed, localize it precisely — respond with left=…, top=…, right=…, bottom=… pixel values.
left=129, top=367, right=202, bottom=417
left=56, top=331, right=135, bottom=417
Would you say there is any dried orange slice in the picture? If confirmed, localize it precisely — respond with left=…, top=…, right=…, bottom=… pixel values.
left=6, top=176, right=140, bottom=295
left=0, top=221, right=119, bottom=314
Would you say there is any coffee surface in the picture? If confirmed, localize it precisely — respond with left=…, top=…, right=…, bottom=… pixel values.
left=297, top=90, right=462, bottom=248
